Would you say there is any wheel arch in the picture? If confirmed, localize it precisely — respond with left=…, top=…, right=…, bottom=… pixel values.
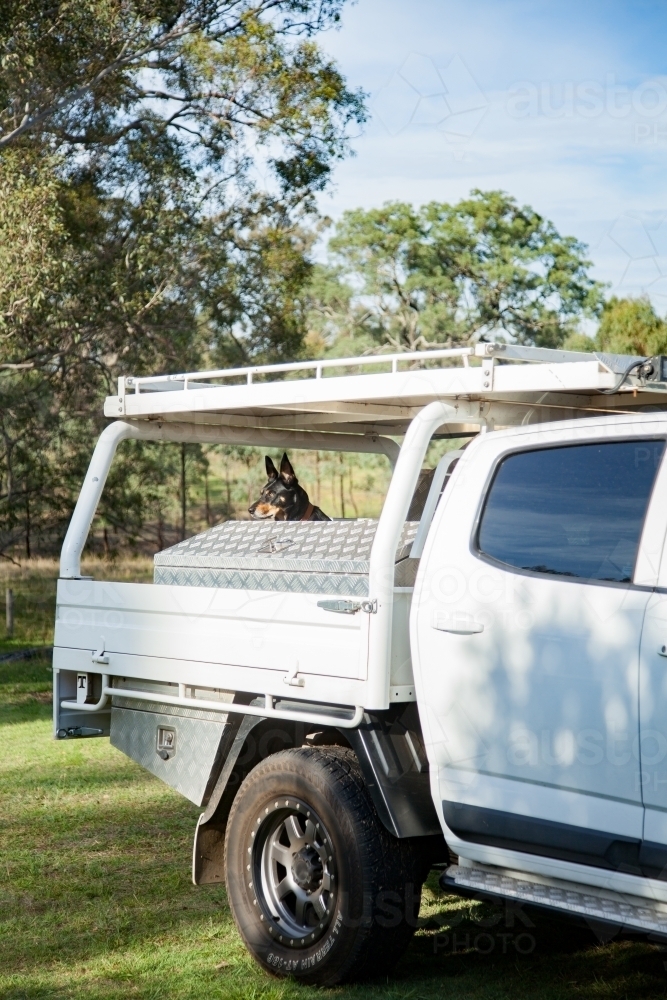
left=192, top=705, right=446, bottom=885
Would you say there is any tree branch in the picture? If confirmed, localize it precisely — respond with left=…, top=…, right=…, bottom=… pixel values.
left=0, top=18, right=200, bottom=148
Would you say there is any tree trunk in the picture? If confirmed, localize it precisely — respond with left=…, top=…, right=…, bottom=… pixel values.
left=157, top=508, right=164, bottom=552
left=348, top=469, right=359, bottom=518
left=5, top=588, right=14, bottom=638
left=180, top=444, right=187, bottom=540
left=25, top=493, right=31, bottom=559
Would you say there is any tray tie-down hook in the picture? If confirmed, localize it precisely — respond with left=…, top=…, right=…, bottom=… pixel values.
left=92, top=639, right=109, bottom=665
left=284, top=663, right=305, bottom=687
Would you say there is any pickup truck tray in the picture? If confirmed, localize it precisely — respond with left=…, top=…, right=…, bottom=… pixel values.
left=154, top=519, right=420, bottom=596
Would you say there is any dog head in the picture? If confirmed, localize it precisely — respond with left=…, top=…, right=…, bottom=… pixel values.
left=248, top=453, right=307, bottom=520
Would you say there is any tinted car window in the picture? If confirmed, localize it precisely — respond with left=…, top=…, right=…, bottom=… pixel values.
left=478, top=440, right=664, bottom=583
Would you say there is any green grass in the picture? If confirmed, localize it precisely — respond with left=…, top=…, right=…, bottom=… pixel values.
left=2, top=568, right=667, bottom=997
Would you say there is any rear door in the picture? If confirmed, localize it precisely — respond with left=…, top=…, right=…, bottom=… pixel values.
left=637, top=475, right=667, bottom=876
left=412, top=420, right=667, bottom=873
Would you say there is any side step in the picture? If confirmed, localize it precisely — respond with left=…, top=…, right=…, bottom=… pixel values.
left=441, top=863, right=667, bottom=939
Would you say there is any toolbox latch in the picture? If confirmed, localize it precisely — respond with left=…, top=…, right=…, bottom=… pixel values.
left=317, top=599, right=377, bottom=615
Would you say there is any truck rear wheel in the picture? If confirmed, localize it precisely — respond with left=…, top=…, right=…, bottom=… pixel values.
left=224, top=746, right=423, bottom=986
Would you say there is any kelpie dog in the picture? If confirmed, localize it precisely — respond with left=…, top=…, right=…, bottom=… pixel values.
left=248, top=454, right=331, bottom=521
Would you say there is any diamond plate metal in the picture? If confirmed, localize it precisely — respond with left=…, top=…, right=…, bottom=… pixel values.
left=110, top=703, right=231, bottom=806
left=445, top=864, right=667, bottom=937
left=112, top=695, right=232, bottom=723
left=153, top=566, right=370, bottom=595
left=154, top=519, right=419, bottom=595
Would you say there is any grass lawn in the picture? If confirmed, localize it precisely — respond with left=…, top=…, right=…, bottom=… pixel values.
left=2, top=565, right=667, bottom=998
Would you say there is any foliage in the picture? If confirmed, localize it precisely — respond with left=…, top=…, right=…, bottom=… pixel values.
left=306, top=191, right=605, bottom=354
left=562, top=296, right=667, bottom=358
left=0, top=1, right=366, bottom=374
left=0, top=0, right=365, bottom=558
left=595, top=295, right=667, bottom=357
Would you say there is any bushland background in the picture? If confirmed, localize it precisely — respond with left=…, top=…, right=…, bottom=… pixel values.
left=2, top=1, right=667, bottom=564
left=3, top=6, right=667, bottom=997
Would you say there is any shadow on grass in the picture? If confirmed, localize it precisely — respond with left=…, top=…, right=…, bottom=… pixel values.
left=4, top=858, right=667, bottom=1000
left=3, top=708, right=667, bottom=999
left=389, top=902, right=667, bottom=1000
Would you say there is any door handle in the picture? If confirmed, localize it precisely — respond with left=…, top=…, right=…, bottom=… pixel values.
left=659, top=645, right=667, bottom=657
left=432, top=611, right=484, bottom=635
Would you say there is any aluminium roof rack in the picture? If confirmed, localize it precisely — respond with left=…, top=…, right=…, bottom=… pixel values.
left=104, top=342, right=667, bottom=437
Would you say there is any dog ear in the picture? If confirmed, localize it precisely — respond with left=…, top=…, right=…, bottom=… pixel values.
left=265, top=455, right=278, bottom=481
left=280, top=452, right=297, bottom=484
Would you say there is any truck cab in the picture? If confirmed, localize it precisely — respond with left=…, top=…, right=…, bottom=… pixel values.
left=414, top=414, right=667, bottom=881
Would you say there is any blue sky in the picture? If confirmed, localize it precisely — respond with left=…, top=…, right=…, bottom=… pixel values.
left=316, top=0, right=667, bottom=309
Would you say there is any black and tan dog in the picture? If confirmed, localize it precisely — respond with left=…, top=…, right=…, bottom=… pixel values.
left=248, top=454, right=331, bottom=521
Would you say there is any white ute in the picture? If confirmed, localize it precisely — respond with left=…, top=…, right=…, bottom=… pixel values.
left=53, top=344, right=667, bottom=984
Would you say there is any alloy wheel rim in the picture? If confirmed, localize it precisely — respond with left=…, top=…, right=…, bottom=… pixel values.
left=251, top=798, right=337, bottom=947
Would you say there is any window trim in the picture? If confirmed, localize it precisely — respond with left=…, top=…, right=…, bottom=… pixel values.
left=471, top=435, right=667, bottom=590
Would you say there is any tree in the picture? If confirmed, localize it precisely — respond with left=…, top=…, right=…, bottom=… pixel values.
left=595, top=296, right=667, bottom=357
left=0, top=0, right=365, bottom=373
left=307, top=191, right=604, bottom=353
left=0, top=0, right=365, bottom=558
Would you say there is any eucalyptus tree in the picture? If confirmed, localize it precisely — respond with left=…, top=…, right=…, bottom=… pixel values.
left=0, top=0, right=364, bottom=557
left=310, top=191, right=605, bottom=354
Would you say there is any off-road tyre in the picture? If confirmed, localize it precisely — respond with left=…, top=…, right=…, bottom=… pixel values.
left=224, top=746, right=423, bottom=986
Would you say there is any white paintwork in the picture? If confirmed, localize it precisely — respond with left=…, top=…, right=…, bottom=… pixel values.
left=366, top=401, right=478, bottom=707
left=412, top=413, right=667, bottom=853
left=121, top=343, right=606, bottom=395
left=54, top=579, right=417, bottom=710
left=56, top=343, right=667, bottom=912
left=389, top=590, right=414, bottom=691
left=109, top=360, right=616, bottom=426
left=55, top=578, right=368, bottom=675
left=642, top=463, right=667, bottom=848
left=639, top=591, right=667, bottom=846
left=107, top=343, right=641, bottom=432
left=61, top=681, right=365, bottom=729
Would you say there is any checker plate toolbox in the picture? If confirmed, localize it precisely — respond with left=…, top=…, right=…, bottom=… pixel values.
left=52, top=342, right=667, bottom=952
left=153, top=519, right=420, bottom=596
